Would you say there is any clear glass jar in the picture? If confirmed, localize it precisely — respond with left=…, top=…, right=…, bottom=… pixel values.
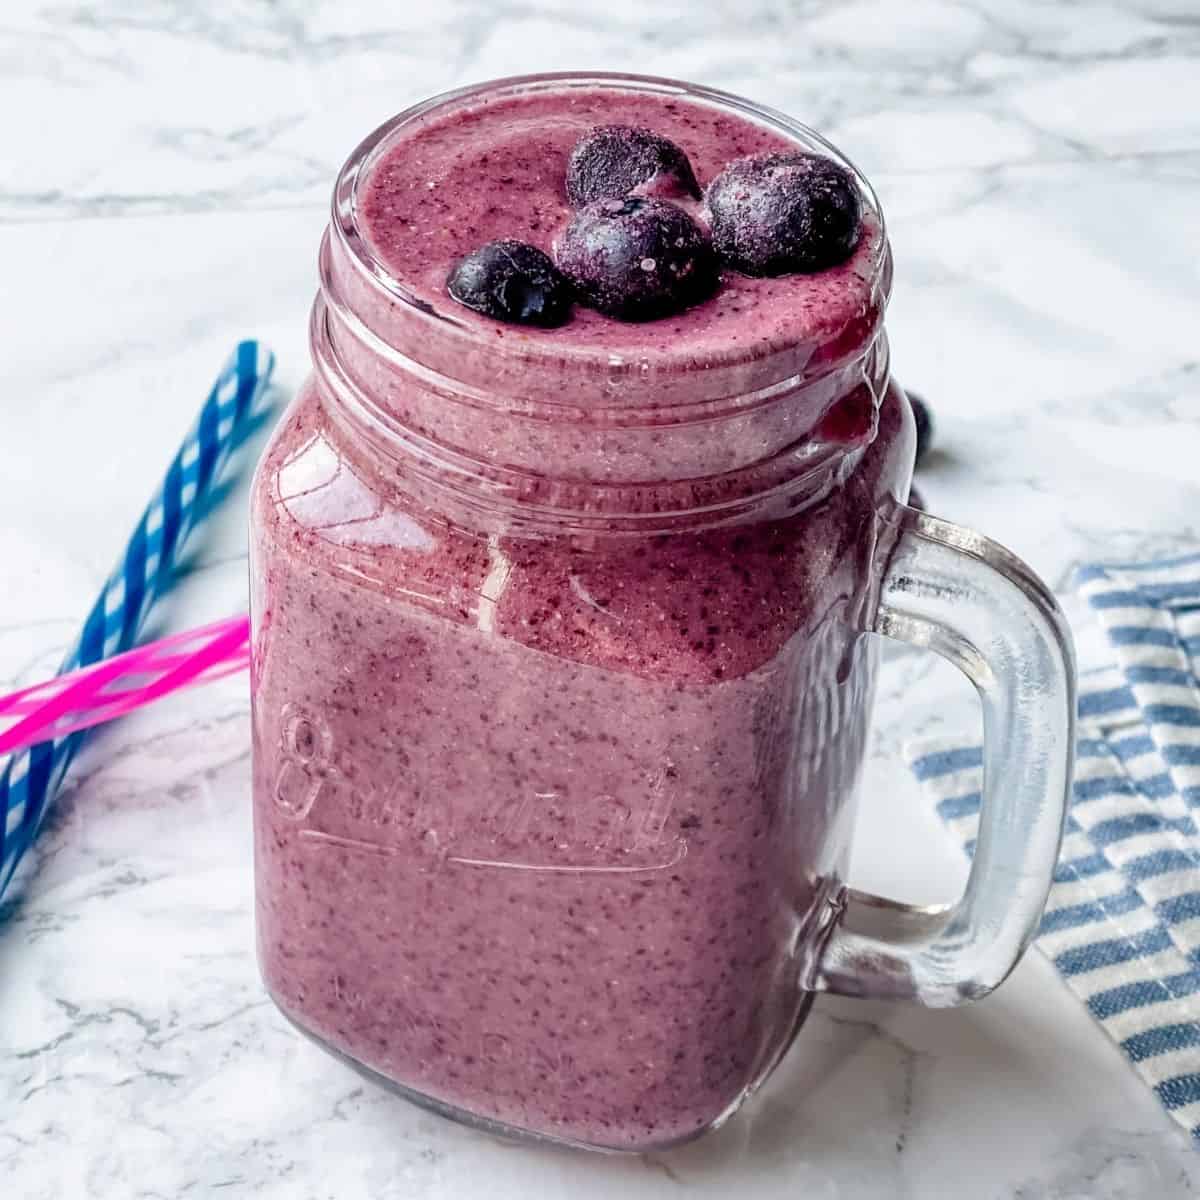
left=250, top=73, right=1075, bottom=1152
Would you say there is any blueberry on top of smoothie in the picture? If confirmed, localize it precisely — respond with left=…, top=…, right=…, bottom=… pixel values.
left=706, top=153, right=861, bottom=277
left=566, top=125, right=702, bottom=207
left=446, top=240, right=573, bottom=327
left=555, top=197, right=718, bottom=322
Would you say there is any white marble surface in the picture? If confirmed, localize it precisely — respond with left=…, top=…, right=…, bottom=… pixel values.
left=2, top=2, right=1199, bottom=1196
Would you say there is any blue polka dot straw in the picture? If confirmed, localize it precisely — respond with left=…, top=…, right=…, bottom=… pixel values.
left=0, top=340, right=275, bottom=904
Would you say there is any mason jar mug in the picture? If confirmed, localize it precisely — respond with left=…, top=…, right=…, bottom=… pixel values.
left=249, top=72, right=1075, bottom=1152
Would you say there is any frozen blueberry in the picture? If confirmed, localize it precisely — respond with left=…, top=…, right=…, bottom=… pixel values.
left=908, top=391, right=935, bottom=466
left=706, top=152, right=861, bottom=276
left=566, top=125, right=701, bottom=207
left=555, top=197, right=718, bottom=322
left=446, top=240, right=573, bottom=327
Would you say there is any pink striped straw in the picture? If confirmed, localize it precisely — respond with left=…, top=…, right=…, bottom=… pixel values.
left=0, top=616, right=250, bottom=755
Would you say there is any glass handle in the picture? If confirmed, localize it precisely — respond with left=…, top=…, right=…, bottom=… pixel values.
left=812, top=501, right=1077, bottom=1005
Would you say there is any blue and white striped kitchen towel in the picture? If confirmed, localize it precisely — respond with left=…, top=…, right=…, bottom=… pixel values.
left=907, top=550, right=1200, bottom=1143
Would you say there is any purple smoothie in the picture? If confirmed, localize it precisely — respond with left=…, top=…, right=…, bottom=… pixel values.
left=355, top=87, right=882, bottom=362
left=251, top=77, right=914, bottom=1150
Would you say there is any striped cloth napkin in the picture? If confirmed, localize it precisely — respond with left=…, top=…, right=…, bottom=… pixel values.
left=907, top=550, right=1200, bottom=1143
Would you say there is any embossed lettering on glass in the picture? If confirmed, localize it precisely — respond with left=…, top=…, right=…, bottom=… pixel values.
left=249, top=73, right=1075, bottom=1152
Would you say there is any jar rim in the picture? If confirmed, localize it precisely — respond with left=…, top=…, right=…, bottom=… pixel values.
left=327, top=71, right=891, bottom=407
left=312, top=288, right=888, bottom=536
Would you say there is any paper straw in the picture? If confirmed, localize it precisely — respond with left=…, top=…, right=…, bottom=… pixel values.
left=0, top=341, right=274, bottom=902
